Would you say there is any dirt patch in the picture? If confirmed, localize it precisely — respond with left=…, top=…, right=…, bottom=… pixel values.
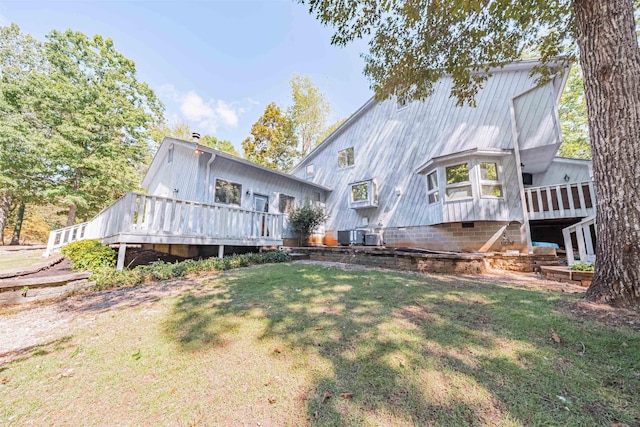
left=559, top=299, right=640, bottom=332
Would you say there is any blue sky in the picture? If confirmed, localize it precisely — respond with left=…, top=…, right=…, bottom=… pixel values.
left=0, top=0, right=373, bottom=152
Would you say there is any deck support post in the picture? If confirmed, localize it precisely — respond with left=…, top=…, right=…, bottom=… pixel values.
left=218, top=244, right=224, bottom=259
left=117, top=243, right=127, bottom=271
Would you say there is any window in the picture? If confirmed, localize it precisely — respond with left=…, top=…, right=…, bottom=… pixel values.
left=338, top=147, right=354, bottom=168
left=279, top=194, right=295, bottom=213
left=305, top=164, right=314, bottom=178
left=445, top=163, right=472, bottom=201
left=351, top=183, right=369, bottom=202
left=426, top=171, right=439, bottom=204
left=214, top=179, right=242, bottom=205
left=479, top=162, right=503, bottom=197
left=348, top=179, right=377, bottom=209
left=167, top=147, right=173, bottom=164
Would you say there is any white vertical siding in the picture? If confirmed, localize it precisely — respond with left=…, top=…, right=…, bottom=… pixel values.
left=291, top=66, right=548, bottom=232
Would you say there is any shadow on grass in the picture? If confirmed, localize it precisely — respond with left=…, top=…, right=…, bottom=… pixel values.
left=164, top=264, right=640, bottom=426
left=0, top=336, right=74, bottom=367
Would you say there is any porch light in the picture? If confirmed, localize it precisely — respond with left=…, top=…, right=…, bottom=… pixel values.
left=194, top=143, right=202, bottom=155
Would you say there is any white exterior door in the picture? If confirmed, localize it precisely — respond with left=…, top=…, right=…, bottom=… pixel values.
left=253, top=194, right=269, bottom=237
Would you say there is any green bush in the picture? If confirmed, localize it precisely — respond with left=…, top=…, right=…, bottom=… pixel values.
left=89, top=250, right=291, bottom=290
left=570, top=262, right=595, bottom=272
left=61, top=240, right=116, bottom=270
left=288, top=203, right=328, bottom=246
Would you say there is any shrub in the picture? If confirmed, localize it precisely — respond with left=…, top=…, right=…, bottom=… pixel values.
left=61, top=239, right=116, bottom=270
left=570, top=262, right=595, bottom=272
left=288, top=203, right=328, bottom=246
left=89, top=250, right=291, bottom=290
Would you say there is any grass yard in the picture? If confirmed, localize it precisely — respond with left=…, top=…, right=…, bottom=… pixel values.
left=0, top=251, right=44, bottom=272
left=1, top=263, right=638, bottom=426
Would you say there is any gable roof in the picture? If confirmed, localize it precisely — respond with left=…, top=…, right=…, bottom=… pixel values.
left=141, top=137, right=332, bottom=192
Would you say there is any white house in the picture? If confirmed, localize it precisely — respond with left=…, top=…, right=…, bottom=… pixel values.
left=45, top=59, right=596, bottom=268
left=289, top=59, right=595, bottom=256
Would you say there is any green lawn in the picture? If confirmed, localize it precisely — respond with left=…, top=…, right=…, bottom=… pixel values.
left=0, top=251, right=44, bottom=272
left=1, top=264, right=638, bottom=426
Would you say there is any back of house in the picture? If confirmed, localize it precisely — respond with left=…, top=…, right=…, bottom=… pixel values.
left=291, top=59, right=592, bottom=252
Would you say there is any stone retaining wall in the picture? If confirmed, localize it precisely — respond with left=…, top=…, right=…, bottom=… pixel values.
left=295, top=247, right=560, bottom=274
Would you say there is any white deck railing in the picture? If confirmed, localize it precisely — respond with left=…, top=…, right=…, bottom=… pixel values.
left=525, top=180, right=596, bottom=220
left=562, top=215, right=596, bottom=265
left=45, top=192, right=284, bottom=256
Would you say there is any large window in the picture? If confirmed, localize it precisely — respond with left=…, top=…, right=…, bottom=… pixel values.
left=445, top=163, right=473, bottom=201
left=338, top=147, right=354, bottom=168
left=348, top=179, right=377, bottom=209
left=479, top=162, right=503, bottom=197
left=426, top=171, right=439, bottom=204
left=214, top=179, right=242, bottom=205
left=279, top=194, right=295, bottom=213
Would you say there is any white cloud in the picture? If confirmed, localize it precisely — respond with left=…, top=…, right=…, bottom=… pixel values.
left=159, top=85, right=240, bottom=134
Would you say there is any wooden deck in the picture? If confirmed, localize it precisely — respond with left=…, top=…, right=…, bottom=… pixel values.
left=45, top=192, right=285, bottom=265
left=525, top=180, right=595, bottom=220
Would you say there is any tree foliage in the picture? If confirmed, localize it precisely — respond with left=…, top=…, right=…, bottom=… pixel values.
left=0, top=24, right=49, bottom=243
left=150, top=119, right=239, bottom=156
left=242, top=103, right=299, bottom=171
left=289, top=74, right=332, bottom=155
left=288, top=203, right=328, bottom=246
left=302, top=0, right=640, bottom=307
left=37, top=29, right=164, bottom=224
left=0, top=25, right=164, bottom=228
left=200, top=135, right=238, bottom=156
left=558, top=66, right=590, bottom=159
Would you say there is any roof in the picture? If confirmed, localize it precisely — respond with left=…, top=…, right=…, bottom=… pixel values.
left=141, top=137, right=332, bottom=192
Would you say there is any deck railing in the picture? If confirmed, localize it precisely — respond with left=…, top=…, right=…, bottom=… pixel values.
left=525, top=180, right=595, bottom=220
left=45, top=192, right=284, bottom=256
left=562, top=215, right=596, bottom=265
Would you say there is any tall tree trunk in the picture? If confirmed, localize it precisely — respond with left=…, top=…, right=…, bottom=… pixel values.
left=66, top=203, right=77, bottom=227
left=0, top=190, right=12, bottom=245
left=10, top=202, right=25, bottom=245
left=573, top=0, right=640, bottom=307
left=66, top=169, right=82, bottom=226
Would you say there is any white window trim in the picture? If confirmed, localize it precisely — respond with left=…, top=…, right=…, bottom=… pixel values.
left=348, top=179, right=377, bottom=209
left=444, top=162, right=473, bottom=203
left=478, top=160, right=505, bottom=199
left=278, top=193, right=295, bottom=214
left=338, top=147, right=355, bottom=169
left=426, top=170, right=440, bottom=205
left=214, top=178, right=242, bottom=206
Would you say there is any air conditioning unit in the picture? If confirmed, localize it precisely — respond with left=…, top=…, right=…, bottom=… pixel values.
left=337, top=229, right=368, bottom=245
left=364, top=233, right=383, bottom=246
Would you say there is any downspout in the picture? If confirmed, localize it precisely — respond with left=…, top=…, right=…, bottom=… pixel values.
left=509, top=96, right=534, bottom=254
left=205, top=154, right=216, bottom=204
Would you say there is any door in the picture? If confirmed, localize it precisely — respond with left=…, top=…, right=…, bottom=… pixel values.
left=253, top=194, right=269, bottom=237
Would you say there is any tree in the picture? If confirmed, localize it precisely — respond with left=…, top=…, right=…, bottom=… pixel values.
left=288, top=203, right=328, bottom=246
left=242, top=103, right=299, bottom=171
left=200, top=135, right=238, bottom=156
left=289, top=74, right=332, bottom=155
left=316, top=116, right=348, bottom=145
left=149, top=119, right=192, bottom=150
left=558, top=66, right=590, bottom=159
left=303, top=0, right=640, bottom=307
left=35, top=29, right=164, bottom=225
left=0, top=24, right=49, bottom=244
left=150, top=120, right=239, bottom=156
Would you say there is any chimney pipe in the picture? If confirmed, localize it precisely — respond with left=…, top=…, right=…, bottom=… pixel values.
left=191, top=132, right=201, bottom=142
